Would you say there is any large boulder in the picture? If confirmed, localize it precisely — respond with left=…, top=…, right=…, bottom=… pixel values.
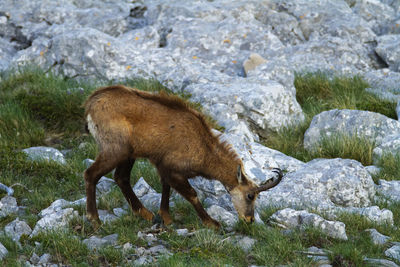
left=257, top=158, right=375, bottom=210
left=304, top=109, right=400, bottom=151
left=376, top=35, right=400, bottom=72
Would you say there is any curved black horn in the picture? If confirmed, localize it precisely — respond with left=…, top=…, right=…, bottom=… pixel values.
left=255, top=168, right=283, bottom=193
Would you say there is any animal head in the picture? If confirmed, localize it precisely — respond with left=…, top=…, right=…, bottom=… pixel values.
left=229, top=165, right=282, bottom=223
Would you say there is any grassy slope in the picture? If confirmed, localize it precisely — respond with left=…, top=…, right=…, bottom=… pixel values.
left=0, top=68, right=399, bottom=266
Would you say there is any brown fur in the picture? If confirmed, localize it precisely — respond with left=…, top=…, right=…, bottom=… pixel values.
left=83, top=85, right=265, bottom=228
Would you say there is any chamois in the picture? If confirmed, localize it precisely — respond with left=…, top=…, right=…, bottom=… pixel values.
left=84, top=85, right=282, bottom=228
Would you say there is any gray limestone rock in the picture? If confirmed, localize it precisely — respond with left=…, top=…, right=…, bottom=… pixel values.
left=376, top=35, right=400, bottom=72
left=352, top=0, right=396, bottom=35
left=386, top=245, right=400, bottom=262
left=22, top=146, right=66, bottom=165
left=0, top=242, right=8, bottom=260
left=227, top=235, right=257, bottom=253
left=206, top=205, right=238, bottom=230
left=270, top=208, right=348, bottom=240
left=365, top=229, right=390, bottom=245
left=364, top=258, right=400, bottom=267
left=113, top=207, right=128, bottom=218
left=0, top=196, right=18, bottom=218
left=96, top=176, right=115, bottom=195
left=304, top=109, right=400, bottom=151
left=4, top=218, right=32, bottom=242
left=133, top=177, right=157, bottom=198
left=30, top=208, right=78, bottom=237
left=373, top=134, right=400, bottom=163
left=344, top=206, right=393, bottom=225
left=98, top=209, right=118, bottom=224
left=377, top=179, right=400, bottom=202
left=83, top=233, right=119, bottom=251
left=39, top=199, right=71, bottom=217
left=257, top=158, right=375, bottom=210
left=363, top=69, right=400, bottom=102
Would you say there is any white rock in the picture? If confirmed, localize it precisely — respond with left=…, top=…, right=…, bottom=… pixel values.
left=385, top=245, right=400, bottom=262
left=270, top=208, right=348, bottom=240
left=206, top=205, right=238, bottom=230
left=0, top=242, right=8, bottom=260
left=22, top=146, right=66, bottom=165
left=4, top=218, right=32, bottom=241
left=365, top=229, right=390, bottom=245
left=30, top=208, right=78, bottom=237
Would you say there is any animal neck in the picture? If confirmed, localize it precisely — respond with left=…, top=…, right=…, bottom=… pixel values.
left=204, top=148, right=241, bottom=191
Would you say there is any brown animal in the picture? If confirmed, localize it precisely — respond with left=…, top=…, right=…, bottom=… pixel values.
left=83, top=85, right=282, bottom=228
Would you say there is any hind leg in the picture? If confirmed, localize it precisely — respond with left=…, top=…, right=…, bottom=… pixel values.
left=114, top=158, right=153, bottom=221
left=84, top=152, right=121, bottom=228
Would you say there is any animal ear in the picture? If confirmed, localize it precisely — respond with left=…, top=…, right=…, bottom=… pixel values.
left=237, top=165, right=243, bottom=184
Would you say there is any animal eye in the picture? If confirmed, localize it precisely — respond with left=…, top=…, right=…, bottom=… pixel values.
left=247, top=193, right=255, bottom=201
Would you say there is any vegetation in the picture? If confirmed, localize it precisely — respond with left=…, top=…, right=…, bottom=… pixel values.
left=0, top=68, right=399, bottom=266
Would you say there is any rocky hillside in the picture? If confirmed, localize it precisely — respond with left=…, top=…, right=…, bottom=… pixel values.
left=2, top=0, right=400, bottom=266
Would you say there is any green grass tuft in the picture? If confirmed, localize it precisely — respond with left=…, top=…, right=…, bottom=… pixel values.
left=263, top=72, right=396, bottom=164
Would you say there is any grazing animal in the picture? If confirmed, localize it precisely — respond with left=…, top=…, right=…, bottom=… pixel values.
left=83, top=85, right=282, bottom=228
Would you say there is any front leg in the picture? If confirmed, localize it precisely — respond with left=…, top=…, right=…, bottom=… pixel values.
left=168, top=173, right=220, bottom=228
left=159, top=180, right=172, bottom=225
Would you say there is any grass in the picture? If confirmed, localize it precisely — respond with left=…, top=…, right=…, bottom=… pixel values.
left=0, top=67, right=400, bottom=266
left=263, top=72, right=397, bottom=166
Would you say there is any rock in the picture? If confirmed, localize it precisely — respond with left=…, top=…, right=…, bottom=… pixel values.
left=83, top=233, right=119, bottom=251
left=206, top=205, right=238, bottom=230
left=304, top=109, right=400, bottom=151
left=83, top=158, right=94, bottom=168
left=139, top=193, right=162, bottom=212
left=344, top=206, right=393, bottom=225
left=97, top=176, right=115, bottom=195
left=0, top=182, right=13, bottom=196
left=303, top=246, right=331, bottom=265
left=98, top=209, right=118, bottom=224
left=376, top=35, right=400, bottom=72
left=227, top=235, right=256, bottom=252
left=4, top=218, right=32, bottom=241
left=133, top=177, right=157, bottom=198
left=30, top=252, right=40, bottom=265
left=257, top=158, right=375, bottom=210
left=113, top=207, right=128, bottom=218
left=365, top=229, right=390, bottom=245
left=133, top=256, right=153, bottom=266
left=176, top=229, right=189, bottom=236
left=148, top=245, right=171, bottom=256
left=265, top=0, right=376, bottom=43
left=365, top=165, right=381, bottom=176
left=137, top=231, right=157, bottom=245
left=0, top=196, right=19, bottom=218
left=30, top=208, right=78, bottom=237
left=270, top=208, right=348, bottom=240
left=0, top=242, right=8, bottom=260
left=352, top=0, right=396, bottom=35
left=122, top=242, right=133, bottom=253
left=385, top=245, right=400, bottom=262
left=377, top=180, right=400, bottom=202
left=39, top=199, right=71, bottom=217
left=364, top=257, right=400, bottom=267
left=243, top=53, right=267, bottom=76
left=363, top=69, right=400, bottom=102
left=373, top=134, right=400, bottom=163
left=38, top=253, right=52, bottom=265
left=22, top=146, right=66, bottom=165
left=186, top=78, right=305, bottom=139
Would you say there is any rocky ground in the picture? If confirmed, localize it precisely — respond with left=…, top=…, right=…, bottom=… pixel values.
left=2, top=0, right=400, bottom=266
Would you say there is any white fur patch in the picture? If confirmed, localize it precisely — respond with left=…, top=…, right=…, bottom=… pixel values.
left=87, top=114, right=99, bottom=140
